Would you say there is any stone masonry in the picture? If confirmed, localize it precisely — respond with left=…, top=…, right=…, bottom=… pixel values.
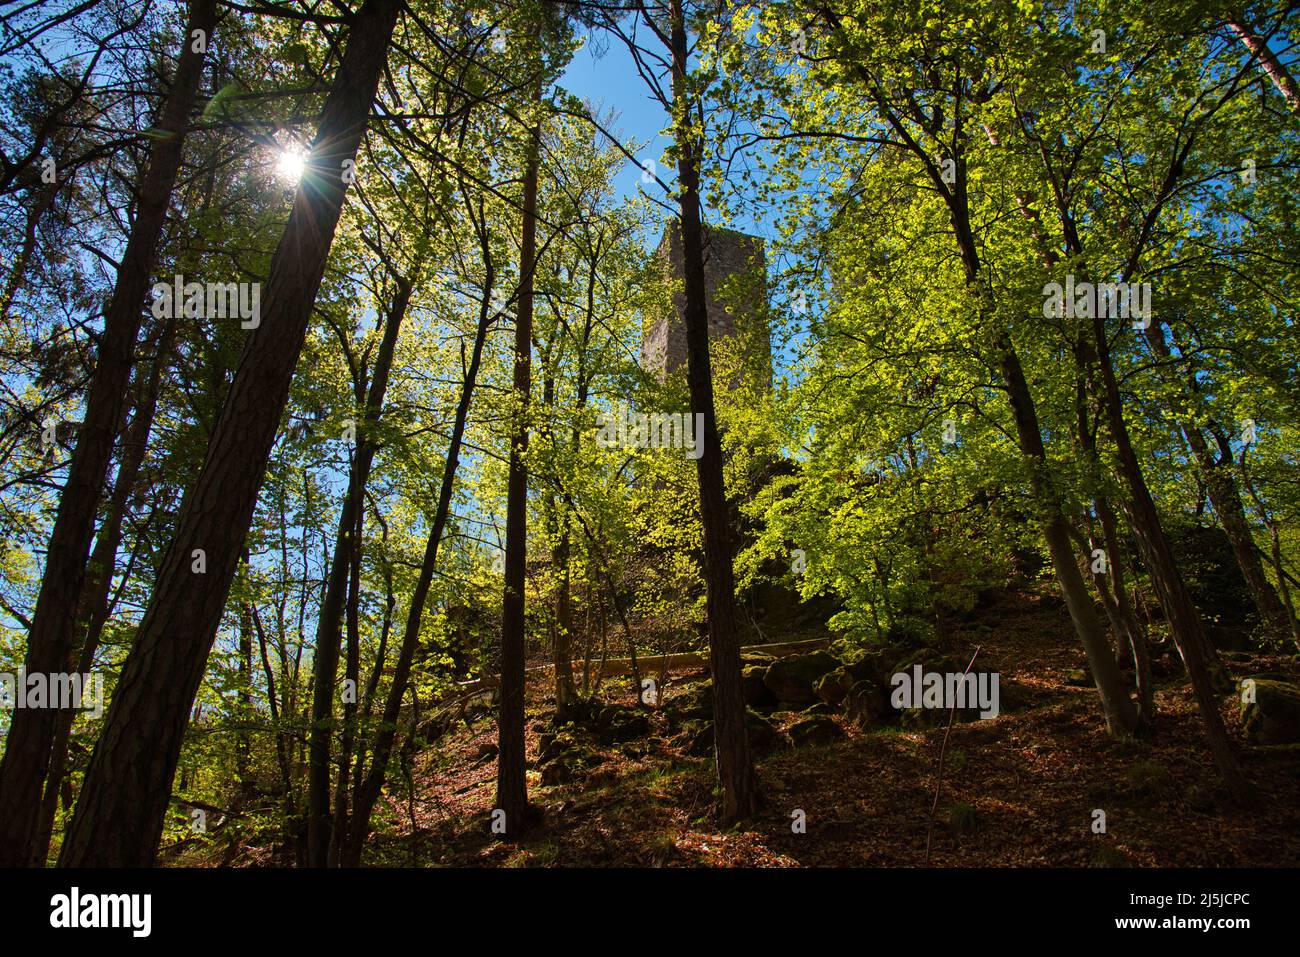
left=642, top=222, right=771, bottom=389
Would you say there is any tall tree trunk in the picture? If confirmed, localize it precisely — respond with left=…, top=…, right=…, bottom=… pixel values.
left=669, top=0, right=757, bottom=826
left=308, top=273, right=411, bottom=867
left=1089, top=312, right=1257, bottom=804
left=31, top=314, right=177, bottom=865
left=495, top=116, right=541, bottom=837
left=997, top=343, right=1139, bottom=735
left=1071, top=347, right=1154, bottom=727
left=0, top=0, right=218, bottom=867
left=57, top=0, right=401, bottom=867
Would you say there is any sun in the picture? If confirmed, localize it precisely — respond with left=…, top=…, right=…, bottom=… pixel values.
left=275, top=148, right=308, bottom=182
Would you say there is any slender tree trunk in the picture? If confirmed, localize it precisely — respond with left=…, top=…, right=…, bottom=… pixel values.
left=1142, top=319, right=1293, bottom=636
left=1096, top=496, right=1155, bottom=721
left=997, top=344, right=1139, bottom=735
left=1228, top=18, right=1300, bottom=111
left=341, top=294, right=495, bottom=866
left=0, top=0, right=218, bottom=867
left=57, top=0, right=402, bottom=867
left=1090, top=313, right=1257, bottom=804
left=495, top=116, right=541, bottom=837
left=328, top=506, right=363, bottom=866
left=669, top=0, right=757, bottom=825
left=308, top=274, right=411, bottom=867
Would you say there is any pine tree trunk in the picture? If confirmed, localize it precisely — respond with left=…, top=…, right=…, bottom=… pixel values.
left=669, top=0, right=758, bottom=826
left=57, top=0, right=401, bottom=867
left=0, top=0, right=218, bottom=868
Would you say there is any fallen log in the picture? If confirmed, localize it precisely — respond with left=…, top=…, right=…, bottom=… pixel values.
left=455, top=635, right=832, bottom=693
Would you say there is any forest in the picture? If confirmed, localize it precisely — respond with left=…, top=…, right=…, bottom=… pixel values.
left=0, top=0, right=1297, bottom=876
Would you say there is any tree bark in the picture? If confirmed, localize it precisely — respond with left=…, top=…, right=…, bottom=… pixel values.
left=669, top=0, right=758, bottom=825
left=1142, top=318, right=1293, bottom=636
left=57, top=0, right=401, bottom=867
left=1090, top=312, right=1257, bottom=804
left=0, top=0, right=218, bottom=868
left=495, top=115, right=541, bottom=837
left=1228, top=18, right=1300, bottom=111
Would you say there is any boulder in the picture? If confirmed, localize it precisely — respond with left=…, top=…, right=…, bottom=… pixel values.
left=788, top=713, right=845, bottom=747
left=763, top=650, right=842, bottom=704
left=742, top=665, right=778, bottom=708
left=814, top=668, right=855, bottom=706
left=843, top=680, right=891, bottom=730
left=538, top=731, right=576, bottom=765
left=1241, top=676, right=1300, bottom=745
left=665, top=681, right=713, bottom=726
left=685, top=708, right=784, bottom=756
left=596, top=705, right=651, bottom=744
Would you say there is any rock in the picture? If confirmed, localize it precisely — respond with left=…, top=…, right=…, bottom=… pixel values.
left=843, top=680, right=891, bottom=730
left=742, top=665, right=778, bottom=708
left=665, top=681, right=713, bottom=725
left=788, top=714, right=845, bottom=747
left=1241, top=676, right=1300, bottom=745
left=744, top=709, right=782, bottom=751
left=814, top=668, right=856, bottom=706
left=597, top=705, right=651, bottom=744
left=763, top=651, right=842, bottom=704
left=686, top=709, right=783, bottom=756
left=843, top=653, right=889, bottom=687
left=473, top=741, right=499, bottom=764
left=540, top=759, right=575, bottom=787
left=538, top=731, right=575, bottom=765
left=803, top=701, right=837, bottom=717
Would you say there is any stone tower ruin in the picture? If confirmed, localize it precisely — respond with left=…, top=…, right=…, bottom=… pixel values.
left=642, top=223, right=771, bottom=390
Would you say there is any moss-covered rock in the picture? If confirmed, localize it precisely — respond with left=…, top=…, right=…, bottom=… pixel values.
left=788, top=713, right=846, bottom=747
left=814, top=668, right=855, bottom=706
left=1241, top=676, right=1300, bottom=745
left=596, top=705, right=652, bottom=744
left=843, top=680, right=892, bottom=730
left=764, top=650, right=842, bottom=704
left=685, top=708, right=784, bottom=756
left=663, top=681, right=713, bottom=727
left=742, top=665, right=778, bottom=708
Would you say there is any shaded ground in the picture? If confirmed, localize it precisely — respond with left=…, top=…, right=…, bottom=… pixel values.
left=266, top=588, right=1300, bottom=867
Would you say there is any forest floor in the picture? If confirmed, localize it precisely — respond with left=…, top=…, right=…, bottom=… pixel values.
left=282, top=587, right=1300, bottom=867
